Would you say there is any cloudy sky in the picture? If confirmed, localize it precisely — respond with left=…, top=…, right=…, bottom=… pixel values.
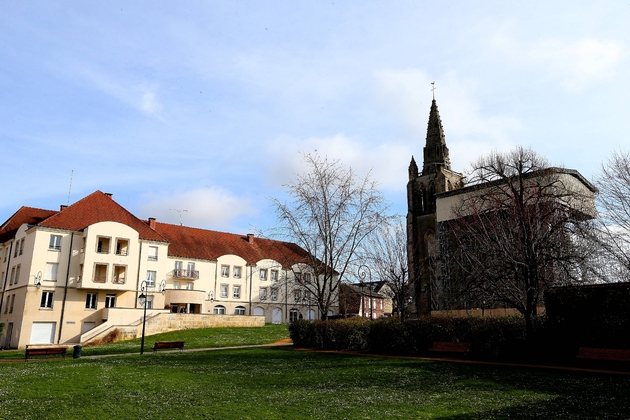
left=1, top=1, right=628, bottom=234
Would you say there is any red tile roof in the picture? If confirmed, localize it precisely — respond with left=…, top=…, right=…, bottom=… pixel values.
left=154, top=221, right=310, bottom=267
left=0, top=207, right=58, bottom=243
left=37, top=191, right=167, bottom=242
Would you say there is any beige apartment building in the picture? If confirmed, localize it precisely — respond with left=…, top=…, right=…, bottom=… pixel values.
left=0, top=191, right=336, bottom=349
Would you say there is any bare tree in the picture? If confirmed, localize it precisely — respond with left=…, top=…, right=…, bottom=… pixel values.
left=362, top=217, right=412, bottom=318
left=271, top=153, right=388, bottom=320
left=440, top=147, right=597, bottom=336
left=594, top=150, right=630, bottom=281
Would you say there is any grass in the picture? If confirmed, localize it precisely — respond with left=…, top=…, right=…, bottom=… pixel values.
left=0, top=323, right=289, bottom=359
left=0, top=347, right=629, bottom=419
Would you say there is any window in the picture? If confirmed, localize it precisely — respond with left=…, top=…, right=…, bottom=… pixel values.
left=146, top=271, right=156, bottom=287
left=14, top=265, right=20, bottom=285
left=290, top=309, right=299, bottom=322
left=9, top=266, right=15, bottom=285
left=213, top=305, right=226, bottom=315
left=105, top=294, right=116, bottom=308
left=9, top=294, right=15, bottom=313
left=147, top=246, right=158, bottom=261
left=271, top=288, right=278, bottom=301
left=187, top=262, right=195, bottom=271
left=49, top=235, right=62, bottom=251
left=235, top=306, right=246, bottom=315
left=271, top=270, right=278, bottom=282
left=221, top=265, right=229, bottom=277
left=295, top=273, right=302, bottom=283
left=173, top=282, right=181, bottom=290
left=13, top=243, right=18, bottom=257
left=115, top=239, right=129, bottom=256
left=220, top=284, right=228, bottom=298
left=294, top=290, right=301, bottom=302
left=94, top=264, right=107, bottom=283
left=19, top=239, right=24, bottom=256
left=142, top=295, right=154, bottom=309
left=44, top=263, right=58, bottom=281
left=259, top=287, right=267, bottom=300
left=260, top=269, right=268, bottom=281
left=304, top=273, right=312, bottom=283
left=113, top=265, right=127, bottom=284
left=40, top=291, right=54, bottom=308
left=305, top=290, right=311, bottom=300
left=85, top=293, right=97, bottom=309
left=233, top=285, right=241, bottom=299
left=186, top=282, right=193, bottom=290
left=97, top=237, right=110, bottom=254
left=175, top=261, right=183, bottom=270
left=233, top=266, right=242, bottom=279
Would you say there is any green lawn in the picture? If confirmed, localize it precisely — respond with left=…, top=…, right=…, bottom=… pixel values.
left=0, top=346, right=628, bottom=419
left=0, top=323, right=289, bottom=359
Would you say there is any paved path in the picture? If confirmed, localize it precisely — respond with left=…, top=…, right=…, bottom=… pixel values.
left=4, top=339, right=630, bottom=377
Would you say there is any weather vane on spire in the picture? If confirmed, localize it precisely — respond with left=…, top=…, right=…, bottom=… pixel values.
left=431, top=81, right=436, bottom=100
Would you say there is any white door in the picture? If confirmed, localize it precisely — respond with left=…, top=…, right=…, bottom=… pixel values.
left=30, top=322, right=56, bottom=344
left=253, top=307, right=264, bottom=316
left=272, top=307, right=282, bottom=324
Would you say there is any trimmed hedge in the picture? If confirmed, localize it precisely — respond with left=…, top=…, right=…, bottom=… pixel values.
left=289, top=315, right=572, bottom=362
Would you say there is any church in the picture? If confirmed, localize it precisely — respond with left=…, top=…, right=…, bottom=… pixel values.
left=407, top=97, right=598, bottom=316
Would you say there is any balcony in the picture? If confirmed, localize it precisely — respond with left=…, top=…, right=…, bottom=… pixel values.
left=172, top=269, right=199, bottom=280
left=165, top=289, right=207, bottom=305
left=112, top=276, right=126, bottom=285
left=93, top=276, right=106, bottom=283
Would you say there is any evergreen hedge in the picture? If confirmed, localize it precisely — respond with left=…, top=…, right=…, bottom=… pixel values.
left=289, top=315, right=575, bottom=362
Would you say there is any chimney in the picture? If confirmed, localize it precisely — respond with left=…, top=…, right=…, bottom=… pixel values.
left=247, top=233, right=255, bottom=244
left=104, top=193, right=113, bottom=198
left=60, top=205, right=67, bottom=211
left=148, top=218, right=156, bottom=230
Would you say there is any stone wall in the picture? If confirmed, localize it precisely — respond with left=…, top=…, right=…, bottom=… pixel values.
left=82, top=314, right=266, bottom=345
left=141, top=313, right=265, bottom=337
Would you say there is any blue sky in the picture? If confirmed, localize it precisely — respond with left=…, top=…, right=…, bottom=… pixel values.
left=1, top=1, right=629, bottom=234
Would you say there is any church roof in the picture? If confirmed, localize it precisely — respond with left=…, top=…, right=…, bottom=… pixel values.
left=422, top=99, right=452, bottom=174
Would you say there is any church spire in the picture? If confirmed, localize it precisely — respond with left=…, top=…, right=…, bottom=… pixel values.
left=422, top=98, right=451, bottom=174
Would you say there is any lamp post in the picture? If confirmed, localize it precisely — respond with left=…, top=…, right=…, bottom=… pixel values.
left=357, top=265, right=372, bottom=320
left=138, top=280, right=166, bottom=354
left=33, top=271, right=42, bottom=290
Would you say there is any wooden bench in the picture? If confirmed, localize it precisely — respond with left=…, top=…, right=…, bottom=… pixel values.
left=576, top=347, right=630, bottom=362
left=25, top=345, right=68, bottom=361
left=153, top=341, right=185, bottom=352
left=428, top=341, right=471, bottom=356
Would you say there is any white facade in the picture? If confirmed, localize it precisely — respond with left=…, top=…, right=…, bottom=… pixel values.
left=0, top=191, right=338, bottom=349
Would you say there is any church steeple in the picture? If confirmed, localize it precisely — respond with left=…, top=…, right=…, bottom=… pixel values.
left=422, top=99, right=452, bottom=174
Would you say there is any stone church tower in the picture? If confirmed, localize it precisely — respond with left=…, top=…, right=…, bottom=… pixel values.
left=407, top=99, right=464, bottom=315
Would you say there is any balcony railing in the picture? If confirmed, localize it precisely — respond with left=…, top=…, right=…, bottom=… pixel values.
left=112, top=276, right=126, bottom=284
left=172, top=269, right=199, bottom=280
left=93, top=276, right=106, bottom=283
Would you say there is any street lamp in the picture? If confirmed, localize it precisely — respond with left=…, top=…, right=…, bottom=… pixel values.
left=33, top=271, right=42, bottom=290
left=138, top=280, right=166, bottom=354
left=357, top=265, right=373, bottom=320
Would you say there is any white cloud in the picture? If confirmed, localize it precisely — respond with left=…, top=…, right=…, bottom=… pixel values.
left=55, top=60, right=164, bottom=116
left=138, top=187, right=256, bottom=229
left=492, top=27, right=624, bottom=91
